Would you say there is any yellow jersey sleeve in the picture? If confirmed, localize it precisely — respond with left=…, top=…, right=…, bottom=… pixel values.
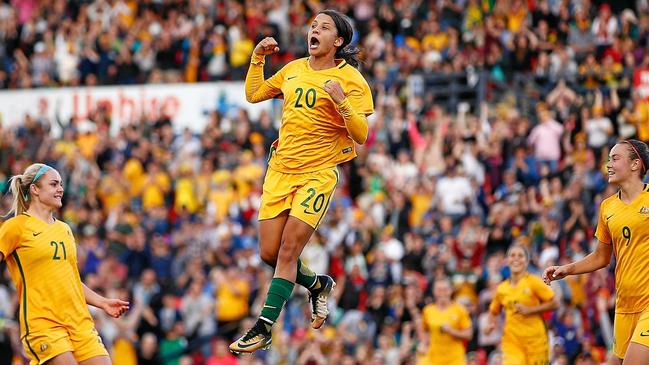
left=244, top=54, right=284, bottom=103
left=343, top=73, right=374, bottom=116
left=530, top=275, right=555, bottom=302
left=422, top=306, right=431, bottom=331
left=594, top=199, right=612, bottom=244
left=457, top=304, right=472, bottom=330
left=0, top=217, right=23, bottom=258
left=489, top=289, right=502, bottom=315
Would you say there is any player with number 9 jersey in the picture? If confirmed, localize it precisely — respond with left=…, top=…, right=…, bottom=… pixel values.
left=543, top=140, right=649, bottom=363
left=594, top=178, right=649, bottom=360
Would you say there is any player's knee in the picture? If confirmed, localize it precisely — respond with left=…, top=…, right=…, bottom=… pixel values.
left=277, top=240, right=301, bottom=264
left=260, top=250, right=277, bottom=267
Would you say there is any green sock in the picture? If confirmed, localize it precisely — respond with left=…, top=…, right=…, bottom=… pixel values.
left=296, top=258, right=319, bottom=290
left=259, top=277, right=295, bottom=325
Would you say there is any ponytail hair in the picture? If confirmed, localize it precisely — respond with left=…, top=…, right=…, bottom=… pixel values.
left=4, top=163, right=53, bottom=217
left=319, top=9, right=361, bottom=68
left=622, top=139, right=649, bottom=178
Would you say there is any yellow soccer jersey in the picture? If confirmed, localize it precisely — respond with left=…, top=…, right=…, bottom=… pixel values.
left=254, top=57, right=374, bottom=173
left=420, top=302, right=471, bottom=365
left=0, top=214, right=95, bottom=344
left=489, top=273, right=554, bottom=340
left=595, top=186, right=649, bottom=313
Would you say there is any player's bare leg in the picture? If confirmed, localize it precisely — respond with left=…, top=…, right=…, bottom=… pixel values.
left=608, top=353, right=622, bottom=365
left=622, top=342, right=649, bottom=364
left=231, top=217, right=329, bottom=354
left=258, top=211, right=289, bottom=267
left=45, top=352, right=79, bottom=365
left=79, top=355, right=111, bottom=365
left=258, top=212, right=335, bottom=328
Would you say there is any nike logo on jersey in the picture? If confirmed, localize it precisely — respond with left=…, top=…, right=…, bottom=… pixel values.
left=606, top=214, right=615, bottom=221
left=263, top=305, right=277, bottom=309
left=287, top=76, right=297, bottom=80
left=33, top=232, right=42, bottom=237
left=641, top=330, right=649, bottom=337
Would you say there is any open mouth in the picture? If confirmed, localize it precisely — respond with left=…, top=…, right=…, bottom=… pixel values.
left=310, top=36, right=320, bottom=49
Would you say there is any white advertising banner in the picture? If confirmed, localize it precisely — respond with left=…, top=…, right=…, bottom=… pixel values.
left=0, top=82, right=274, bottom=136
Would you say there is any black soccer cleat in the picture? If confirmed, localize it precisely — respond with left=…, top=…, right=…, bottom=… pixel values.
left=308, top=275, right=336, bottom=329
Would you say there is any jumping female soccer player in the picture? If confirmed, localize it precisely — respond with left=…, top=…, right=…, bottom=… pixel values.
left=0, top=163, right=129, bottom=365
left=544, top=139, right=649, bottom=364
left=229, top=9, right=374, bottom=353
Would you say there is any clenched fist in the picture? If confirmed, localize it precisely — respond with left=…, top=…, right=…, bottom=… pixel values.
left=254, top=37, right=280, bottom=56
left=324, top=80, right=346, bottom=104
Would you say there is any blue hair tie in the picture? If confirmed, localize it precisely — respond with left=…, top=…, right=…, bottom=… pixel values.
left=23, top=165, right=54, bottom=200
left=32, top=165, right=53, bottom=185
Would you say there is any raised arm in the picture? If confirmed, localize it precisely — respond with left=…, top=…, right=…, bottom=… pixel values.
left=245, top=37, right=282, bottom=103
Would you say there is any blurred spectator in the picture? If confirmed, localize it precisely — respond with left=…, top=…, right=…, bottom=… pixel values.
left=214, top=267, right=250, bottom=341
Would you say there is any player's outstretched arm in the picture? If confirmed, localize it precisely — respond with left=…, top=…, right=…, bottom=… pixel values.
left=82, top=283, right=130, bottom=318
left=245, top=37, right=281, bottom=103
left=543, top=240, right=613, bottom=284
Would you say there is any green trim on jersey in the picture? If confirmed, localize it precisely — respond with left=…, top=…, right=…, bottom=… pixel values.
left=12, top=252, right=40, bottom=362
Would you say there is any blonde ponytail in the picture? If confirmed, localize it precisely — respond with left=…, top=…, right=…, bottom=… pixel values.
left=5, top=175, right=29, bottom=217
left=4, top=163, right=52, bottom=217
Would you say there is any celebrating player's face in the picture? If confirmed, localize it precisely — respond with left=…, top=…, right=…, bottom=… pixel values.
left=507, top=247, right=528, bottom=274
left=433, top=279, right=452, bottom=303
left=607, top=143, right=640, bottom=184
left=31, top=169, right=64, bottom=209
left=308, top=14, right=343, bottom=58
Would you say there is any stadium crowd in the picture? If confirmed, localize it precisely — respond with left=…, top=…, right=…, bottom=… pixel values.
left=1, top=0, right=649, bottom=364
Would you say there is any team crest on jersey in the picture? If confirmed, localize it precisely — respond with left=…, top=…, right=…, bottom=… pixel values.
left=640, top=207, right=649, bottom=214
